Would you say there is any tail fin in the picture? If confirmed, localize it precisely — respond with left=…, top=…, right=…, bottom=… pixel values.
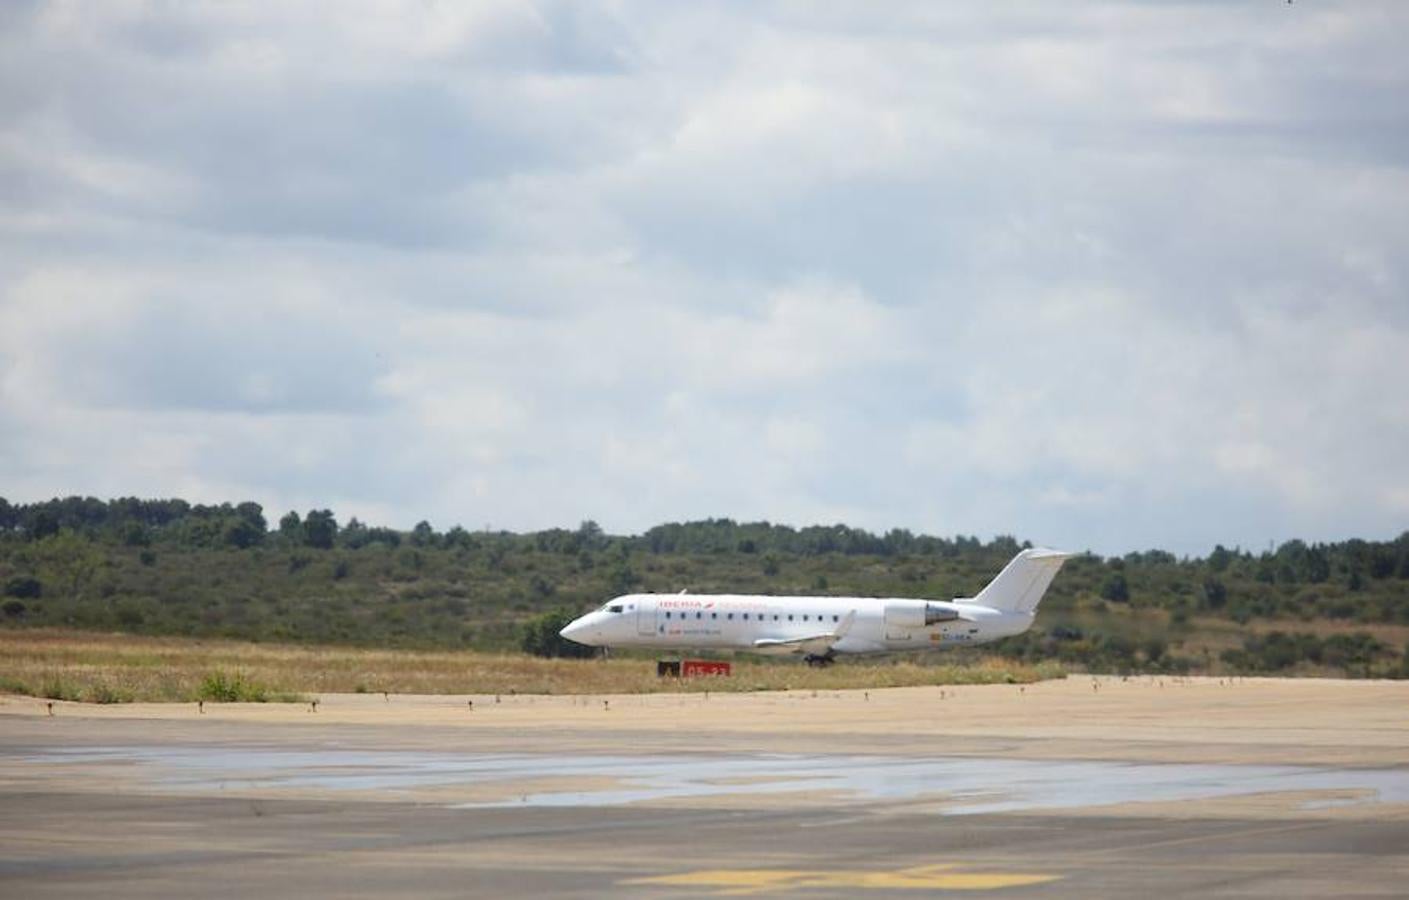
left=970, top=548, right=1075, bottom=615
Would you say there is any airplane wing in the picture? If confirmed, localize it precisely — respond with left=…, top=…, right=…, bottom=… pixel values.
left=753, top=610, right=856, bottom=656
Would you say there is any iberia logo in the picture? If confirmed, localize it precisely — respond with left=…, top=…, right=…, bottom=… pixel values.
left=662, top=597, right=717, bottom=609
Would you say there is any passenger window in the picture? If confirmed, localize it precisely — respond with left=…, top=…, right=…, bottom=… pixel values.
left=665, top=611, right=671, bottom=619
left=696, top=612, right=702, bottom=619
left=711, top=612, right=717, bottom=619
left=832, top=614, right=839, bottom=622
left=787, top=614, right=794, bottom=621
left=727, top=613, right=734, bottom=620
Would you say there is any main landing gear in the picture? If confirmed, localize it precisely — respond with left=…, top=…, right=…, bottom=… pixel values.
left=803, top=653, right=835, bottom=668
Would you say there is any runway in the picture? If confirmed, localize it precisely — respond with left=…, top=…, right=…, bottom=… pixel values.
left=2, top=677, right=1407, bottom=897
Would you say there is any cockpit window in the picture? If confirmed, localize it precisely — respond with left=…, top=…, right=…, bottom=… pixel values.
left=607, top=605, right=624, bottom=613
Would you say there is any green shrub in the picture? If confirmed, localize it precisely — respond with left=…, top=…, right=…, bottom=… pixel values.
left=86, top=682, right=133, bottom=704
left=40, top=676, right=82, bottom=702
left=198, top=670, right=269, bottom=702
left=521, top=609, right=597, bottom=658
left=0, top=675, right=32, bottom=695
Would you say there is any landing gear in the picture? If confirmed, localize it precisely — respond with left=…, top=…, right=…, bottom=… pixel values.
left=803, top=653, right=835, bottom=668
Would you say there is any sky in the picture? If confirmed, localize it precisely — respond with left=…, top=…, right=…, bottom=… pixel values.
left=1, top=1, right=1407, bottom=556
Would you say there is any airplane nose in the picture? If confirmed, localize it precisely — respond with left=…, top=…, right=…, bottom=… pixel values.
left=559, top=617, right=591, bottom=644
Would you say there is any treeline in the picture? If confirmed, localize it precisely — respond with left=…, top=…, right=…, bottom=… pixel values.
left=7, top=495, right=1408, bottom=581
left=0, top=496, right=1025, bottom=558
left=2, top=496, right=1407, bottom=677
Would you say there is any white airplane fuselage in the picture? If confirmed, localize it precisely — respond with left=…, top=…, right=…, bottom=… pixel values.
left=561, top=593, right=1024, bottom=655
left=560, top=548, right=1074, bottom=660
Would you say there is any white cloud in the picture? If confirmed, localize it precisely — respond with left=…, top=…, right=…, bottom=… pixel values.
left=2, top=1, right=1407, bottom=554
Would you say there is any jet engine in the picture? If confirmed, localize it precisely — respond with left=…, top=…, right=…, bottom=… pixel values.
left=882, top=599, right=964, bottom=628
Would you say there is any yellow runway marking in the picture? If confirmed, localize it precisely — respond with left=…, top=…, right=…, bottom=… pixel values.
left=625, top=862, right=1060, bottom=895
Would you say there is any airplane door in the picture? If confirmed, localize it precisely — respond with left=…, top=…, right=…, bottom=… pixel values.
left=636, top=597, right=656, bottom=636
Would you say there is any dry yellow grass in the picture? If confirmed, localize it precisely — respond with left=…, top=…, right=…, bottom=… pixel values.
left=0, top=628, right=1063, bottom=703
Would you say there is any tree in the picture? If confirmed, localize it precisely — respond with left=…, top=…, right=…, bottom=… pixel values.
left=4, top=576, right=41, bottom=599
left=1101, top=573, right=1130, bottom=603
left=222, top=514, right=264, bottom=549
left=1208, top=544, right=1232, bottom=572
left=234, top=501, right=263, bottom=526
left=1305, top=547, right=1331, bottom=584
left=35, top=531, right=100, bottom=604
left=610, top=564, right=640, bottom=594
left=302, top=510, right=338, bottom=550
left=121, top=522, right=151, bottom=547
left=279, top=511, right=303, bottom=544
left=576, top=520, right=605, bottom=552
left=1202, top=577, right=1227, bottom=610
left=340, top=517, right=370, bottom=549
left=367, top=526, right=401, bottom=548
left=234, top=502, right=267, bottom=540
left=410, top=520, right=437, bottom=548
left=28, top=511, right=59, bottom=541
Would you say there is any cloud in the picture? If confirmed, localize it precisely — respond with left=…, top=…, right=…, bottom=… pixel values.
left=2, top=1, right=1407, bottom=555
left=0, top=261, right=389, bottom=414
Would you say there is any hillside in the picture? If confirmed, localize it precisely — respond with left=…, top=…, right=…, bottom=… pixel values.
left=2, top=496, right=1407, bottom=678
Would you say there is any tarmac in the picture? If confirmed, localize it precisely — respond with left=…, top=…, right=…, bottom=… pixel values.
left=2, top=676, right=1407, bottom=897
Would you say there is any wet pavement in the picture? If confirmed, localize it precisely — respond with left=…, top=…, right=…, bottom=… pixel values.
left=20, top=744, right=1409, bottom=815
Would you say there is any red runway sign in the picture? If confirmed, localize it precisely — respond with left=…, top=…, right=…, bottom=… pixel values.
left=681, top=659, right=731, bottom=678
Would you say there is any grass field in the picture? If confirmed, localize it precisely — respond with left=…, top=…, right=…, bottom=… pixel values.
left=0, top=629, right=1065, bottom=703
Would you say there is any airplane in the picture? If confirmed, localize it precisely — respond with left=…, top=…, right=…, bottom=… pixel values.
left=559, top=547, right=1074, bottom=666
